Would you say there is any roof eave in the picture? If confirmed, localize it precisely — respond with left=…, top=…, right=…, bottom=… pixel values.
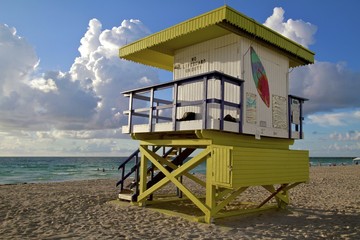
left=119, top=5, right=314, bottom=70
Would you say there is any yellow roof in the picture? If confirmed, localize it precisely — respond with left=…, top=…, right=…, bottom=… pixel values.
left=119, top=6, right=315, bottom=71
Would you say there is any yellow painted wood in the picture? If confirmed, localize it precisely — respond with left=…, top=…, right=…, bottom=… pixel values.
left=262, top=185, right=289, bottom=205
left=131, top=131, right=198, bottom=140
left=170, top=147, right=211, bottom=177
left=205, top=153, right=216, bottom=223
left=231, top=147, right=309, bottom=187
left=216, top=188, right=233, bottom=201
left=132, top=130, right=308, bottom=223
left=138, top=146, right=211, bottom=215
left=211, top=146, right=233, bottom=187
left=213, top=187, right=248, bottom=215
left=119, top=6, right=314, bottom=70
left=197, top=130, right=294, bottom=149
left=137, top=138, right=212, bottom=147
left=155, top=152, right=206, bottom=188
left=138, top=149, right=148, bottom=205
left=137, top=146, right=180, bottom=202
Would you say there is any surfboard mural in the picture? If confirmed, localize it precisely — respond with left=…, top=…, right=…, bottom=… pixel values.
left=250, top=47, right=270, bottom=108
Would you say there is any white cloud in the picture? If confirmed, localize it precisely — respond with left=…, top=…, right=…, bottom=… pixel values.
left=264, top=7, right=317, bottom=48
left=290, top=62, right=360, bottom=114
left=70, top=18, right=159, bottom=129
left=307, top=109, right=360, bottom=127
left=35, top=129, right=124, bottom=140
left=264, top=8, right=360, bottom=116
left=78, top=19, right=102, bottom=58
left=0, top=18, right=160, bottom=136
left=329, top=131, right=360, bottom=141
left=0, top=24, right=39, bottom=86
left=328, top=142, right=360, bottom=151
left=0, top=23, right=39, bottom=108
left=307, top=112, right=347, bottom=126
left=29, top=77, right=58, bottom=93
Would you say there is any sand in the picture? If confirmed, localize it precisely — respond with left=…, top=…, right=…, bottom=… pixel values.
left=1, top=165, right=359, bottom=239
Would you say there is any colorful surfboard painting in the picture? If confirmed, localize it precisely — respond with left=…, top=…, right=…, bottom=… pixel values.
left=250, top=47, right=270, bottom=108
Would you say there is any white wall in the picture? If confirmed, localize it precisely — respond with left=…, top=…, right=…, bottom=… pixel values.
left=241, top=38, right=289, bottom=138
left=173, top=33, right=290, bottom=138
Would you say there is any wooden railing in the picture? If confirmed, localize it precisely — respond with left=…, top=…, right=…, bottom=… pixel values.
left=288, top=95, right=308, bottom=139
left=122, top=71, right=244, bottom=134
left=121, top=71, right=307, bottom=139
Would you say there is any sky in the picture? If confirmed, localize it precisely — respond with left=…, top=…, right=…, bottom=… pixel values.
left=0, top=0, right=359, bottom=157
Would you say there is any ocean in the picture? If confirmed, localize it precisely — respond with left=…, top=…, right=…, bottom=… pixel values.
left=0, top=156, right=356, bottom=185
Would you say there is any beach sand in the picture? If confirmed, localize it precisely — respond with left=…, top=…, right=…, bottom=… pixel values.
left=1, top=166, right=359, bottom=239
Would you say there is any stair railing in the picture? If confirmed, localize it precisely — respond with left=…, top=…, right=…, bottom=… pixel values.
left=117, top=148, right=140, bottom=191
left=117, top=146, right=190, bottom=201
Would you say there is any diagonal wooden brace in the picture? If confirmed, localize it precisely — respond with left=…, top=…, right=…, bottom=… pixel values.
left=213, top=187, right=248, bottom=214
left=155, top=152, right=206, bottom=187
left=258, top=184, right=288, bottom=209
left=137, top=146, right=211, bottom=214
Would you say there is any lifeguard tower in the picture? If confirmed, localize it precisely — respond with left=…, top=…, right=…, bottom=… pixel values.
left=116, top=6, right=314, bottom=223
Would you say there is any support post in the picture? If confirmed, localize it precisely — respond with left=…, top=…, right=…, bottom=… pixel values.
left=138, top=146, right=148, bottom=206
left=205, top=152, right=215, bottom=223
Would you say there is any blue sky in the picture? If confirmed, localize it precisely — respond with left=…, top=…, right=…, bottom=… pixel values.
left=0, top=0, right=359, bottom=157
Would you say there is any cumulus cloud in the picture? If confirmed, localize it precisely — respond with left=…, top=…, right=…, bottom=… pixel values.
left=28, top=77, right=58, bottom=93
left=264, top=7, right=317, bottom=48
left=70, top=18, right=158, bottom=129
left=307, top=112, right=347, bottom=126
left=328, top=142, right=360, bottom=151
left=36, top=129, right=123, bottom=140
left=330, top=131, right=360, bottom=141
left=0, top=23, right=38, bottom=101
left=0, top=19, right=159, bottom=135
left=264, top=8, right=360, bottom=117
left=307, top=109, right=360, bottom=127
left=290, top=62, right=360, bottom=114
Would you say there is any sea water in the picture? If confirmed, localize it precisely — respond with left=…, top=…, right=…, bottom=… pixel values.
left=0, top=156, right=207, bottom=185
left=0, top=156, right=355, bottom=185
left=309, top=157, right=356, bottom=167
left=0, top=157, right=124, bottom=185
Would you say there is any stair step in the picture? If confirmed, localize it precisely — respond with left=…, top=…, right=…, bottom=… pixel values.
left=118, top=189, right=134, bottom=201
left=169, top=149, right=178, bottom=155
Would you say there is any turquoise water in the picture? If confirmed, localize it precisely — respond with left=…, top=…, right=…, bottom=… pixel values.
left=0, top=157, right=124, bottom=185
left=0, top=156, right=356, bottom=185
left=309, top=157, right=356, bottom=167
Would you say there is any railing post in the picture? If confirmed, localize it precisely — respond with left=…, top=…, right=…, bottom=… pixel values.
left=288, top=96, right=292, bottom=139
left=122, top=71, right=246, bottom=135
left=127, top=92, right=133, bottom=134
left=120, top=166, right=125, bottom=191
left=172, top=83, right=178, bottom=131
left=149, top=88, right=154, bottom=132
left=202, top=76, right=208, bottom=130
left=220, top=76, right=225, bottom=131
left=239, top=81, right=244, bottom=133
left=299, top=100, right=304, bottom=139
left=288, top=95, right=307, bottom=139
left=156, top=102, right=160, bottom=124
